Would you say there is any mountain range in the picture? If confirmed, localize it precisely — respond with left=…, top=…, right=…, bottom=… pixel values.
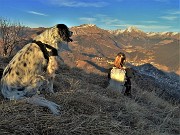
left=66, top=24, right=179, bottom=75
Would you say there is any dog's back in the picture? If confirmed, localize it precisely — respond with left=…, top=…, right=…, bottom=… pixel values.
left=107, top=67, right=126, bottom=92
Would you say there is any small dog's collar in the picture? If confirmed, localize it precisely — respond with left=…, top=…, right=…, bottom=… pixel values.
left=32, top=40, right=58, bottom=62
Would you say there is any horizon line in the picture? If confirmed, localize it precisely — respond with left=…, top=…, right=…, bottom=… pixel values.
left=26, top=23, right=180, bottom=33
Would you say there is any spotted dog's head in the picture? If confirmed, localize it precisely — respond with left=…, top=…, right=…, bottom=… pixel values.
left=56, top=24, right=73, bottom=42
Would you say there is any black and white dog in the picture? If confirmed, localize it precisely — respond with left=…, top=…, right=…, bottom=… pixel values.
left=0, top=24, right=73, bottom=115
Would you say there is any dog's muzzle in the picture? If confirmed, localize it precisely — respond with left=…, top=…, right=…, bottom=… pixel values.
left=68, top=31, right=73, bottom=42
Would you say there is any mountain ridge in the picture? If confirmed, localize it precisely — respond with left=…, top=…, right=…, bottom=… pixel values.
left=72, top=24, right=179, bottom=38
left=67, top=24, right=179, bottom=75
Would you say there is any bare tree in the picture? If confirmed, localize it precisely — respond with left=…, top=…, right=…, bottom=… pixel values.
left=0, top=18, right=26, bottom=57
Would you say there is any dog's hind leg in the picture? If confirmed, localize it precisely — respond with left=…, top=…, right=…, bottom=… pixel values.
left=25, top=95, right=61, bottom=115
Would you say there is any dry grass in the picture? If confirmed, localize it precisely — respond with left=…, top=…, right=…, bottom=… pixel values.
left=0, top=64, right=179, bottom=135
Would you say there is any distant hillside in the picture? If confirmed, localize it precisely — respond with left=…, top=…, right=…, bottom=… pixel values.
left=69, top=24, right=179, bottom=75
left=134, top=63, right=180, bottom=102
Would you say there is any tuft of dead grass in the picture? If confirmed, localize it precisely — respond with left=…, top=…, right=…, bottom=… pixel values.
left=0, top=65, right=179, bottom=135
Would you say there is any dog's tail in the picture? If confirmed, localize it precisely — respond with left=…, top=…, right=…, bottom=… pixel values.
left=25, top=95, right=61, bottom=115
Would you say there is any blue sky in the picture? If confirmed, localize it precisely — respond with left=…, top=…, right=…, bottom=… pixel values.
left=0, top=0, right=179, bottom=32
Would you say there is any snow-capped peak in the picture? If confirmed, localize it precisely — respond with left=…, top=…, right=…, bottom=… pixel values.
left=109, top=26, right=145, bottom=35
left=160, top=32, right=178, bottom=36
left=108, top=29, right=125, bottom=35
left=78, top=24, right=96, bottom=28
left=126, top=26, right=142, bottom=33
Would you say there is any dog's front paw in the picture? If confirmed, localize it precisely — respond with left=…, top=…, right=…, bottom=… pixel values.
left=49, top=101, right=61, bottom=115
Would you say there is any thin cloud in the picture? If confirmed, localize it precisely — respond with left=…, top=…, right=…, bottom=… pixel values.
left=94, top=14, right=172, bottom=32
left=141, top=21, right=158, bottom=24
left=95, top=14, right=123, bottom=25
left=102, top=18, right=121, bottom=26
left=79, top=17, right=97, bottom=23
left=27, top=11, right=48, bottom=16
left=168, top=10, right=180, bottom=15
left=159, top=10, right=179, bottom=21
left=160, top=16, right=177, bottom=21
left=47, top=0, right=108, bottom=7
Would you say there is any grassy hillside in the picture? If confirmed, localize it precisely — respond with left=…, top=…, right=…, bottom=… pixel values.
left=0, top=62, right=179, bottom=135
